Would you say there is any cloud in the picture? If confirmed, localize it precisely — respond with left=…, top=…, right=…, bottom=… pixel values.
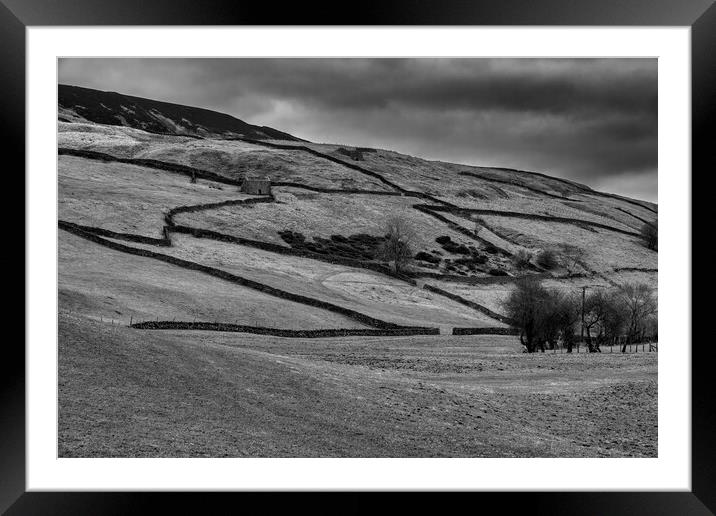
left=58, top=57, right=657, bottom=201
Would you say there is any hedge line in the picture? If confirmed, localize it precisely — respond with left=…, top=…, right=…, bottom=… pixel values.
left=412, top=204, right=513, bottom=256
left=423, top=283, right=513, bottom=325
left=616, top=207, right=656, bottom=228
left=459, top=171, right=574, bottom=201
left=233, top=138, right=407, bottom=192
left=166, top=196, right=274, bottom=224
left=130, top=320, right=439, bottom=337
left=452, top=327, right=520, bottom=336
left=272, top=182, right=402, bottom=196
left=479, top=164, right=657, bottom=214
left=59, top=220, right=170, bottom=246
left=424, top=205, right=641, bottom=237
left=59, top=220, right=403, bottom=329
left=58, top=147, right=242, bottom=187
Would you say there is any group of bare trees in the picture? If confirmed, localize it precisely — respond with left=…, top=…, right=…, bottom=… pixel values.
left=503, top=278, right=657, bottom=353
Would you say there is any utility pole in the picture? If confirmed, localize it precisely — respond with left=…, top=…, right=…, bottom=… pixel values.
left=580, top=286, right=586, bottom=347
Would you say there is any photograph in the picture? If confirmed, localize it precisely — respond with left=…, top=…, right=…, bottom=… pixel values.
left=56, top=57, right=659, bottom=459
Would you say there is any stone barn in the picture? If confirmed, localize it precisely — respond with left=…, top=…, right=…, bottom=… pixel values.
left=241, top=176, right=271, bottom=196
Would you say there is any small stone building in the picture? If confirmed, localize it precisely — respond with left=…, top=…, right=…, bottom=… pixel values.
left=241, top=176, right=271, bottom=196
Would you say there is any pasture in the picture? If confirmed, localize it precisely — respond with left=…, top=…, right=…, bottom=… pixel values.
left=59, top=312, right=657, bottom=458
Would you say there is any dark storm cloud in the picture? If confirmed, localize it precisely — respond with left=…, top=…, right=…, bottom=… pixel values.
left=59, top=58, right=657, bottom=201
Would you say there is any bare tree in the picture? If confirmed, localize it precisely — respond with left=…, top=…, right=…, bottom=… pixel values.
left=640, top=220, right=658, bottom=251
left=583, top=290, right=613, bottom=352
left=503, top=277, right=553, bottom=353
left=560, top=244, right=586, bottom=276
left=618, top=282, right=657, bottom=351
left=379, top=216, right=416, bottom=274
left=601, top=290, right=629, bottom=347
left=539, top=291, right=578, bottom=351
left=556, top=293, right=580, bottom=352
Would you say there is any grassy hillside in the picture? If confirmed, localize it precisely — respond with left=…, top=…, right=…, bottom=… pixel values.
left=59, top=154, right=248, bottom=238
left=58, top=119, right=657, bottom=323
left=59, top=84, right=299, bottom=140
left=60, top=231, right=367, bottom=329
left=57, top=108, right=657, bottom=457
left=120, top=233, right=505, bottom=330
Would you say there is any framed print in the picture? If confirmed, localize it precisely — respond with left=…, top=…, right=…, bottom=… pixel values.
left=6, top=0, right=713, bottom=513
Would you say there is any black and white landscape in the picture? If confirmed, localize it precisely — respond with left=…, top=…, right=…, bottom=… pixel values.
left=57, top=58, right=657, bottom=458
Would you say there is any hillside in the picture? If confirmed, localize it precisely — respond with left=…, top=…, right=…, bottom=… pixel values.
left=59, top=84, right=301, bottom=141
left=57, top=89, right=657, bottom=458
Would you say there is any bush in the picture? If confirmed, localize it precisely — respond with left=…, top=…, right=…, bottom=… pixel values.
left=443, top=241, right=471, bottom=255
left=436, top=235, right=452, bottom=245
left=415, top=251, right=440, bottom=264
left=489, top=268, right=508, bottom=276
left=536, top=249, right=559, bottom=269
left=511, top=249, right=533, bottom=269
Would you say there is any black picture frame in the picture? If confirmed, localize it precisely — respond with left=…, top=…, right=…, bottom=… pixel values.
left=5, top=0, right=712, bottom=513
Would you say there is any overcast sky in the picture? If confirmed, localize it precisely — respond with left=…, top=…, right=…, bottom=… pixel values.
left=59, top=58, right=657, bottom=202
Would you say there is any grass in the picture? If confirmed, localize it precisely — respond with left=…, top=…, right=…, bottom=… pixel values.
left=57, top=121, right=658, bottom=458
left=120, top=232, right=506, bottom=329
left=59, top=311, right=657, bottom=458
left=59, top=155, right=247, bottom=238
left=174, top=187, right=479, bottom=253
left=59, top=122, right=391, bottom=191
left=479, top=215, right=656, bottom=272
left=60, top=230, right=367, bottom=329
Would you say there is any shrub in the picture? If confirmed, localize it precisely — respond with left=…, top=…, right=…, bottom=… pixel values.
left=436, top=235, right=452, bottom=245
left=443, top=241, right=471, bottom=255
left=415, top=251, right=440, bottom=264
left=489, top=268, right=508, bottom=276
left=536, top=249, right=559, bottom=269
left=511, top=249, right=533, bottom=269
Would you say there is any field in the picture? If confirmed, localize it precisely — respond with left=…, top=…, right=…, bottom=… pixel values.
left=174, top=187, right=476, bottom=252
left=60, top=231, right=367, bottom=329
left=480, top=215, right=656, bottom=272
left=57, top=109, right=658, bottom=458
left=121, top=233, right=503, bottom=330
left=59, top=122, right=392, bottom=190
left=59, top=312, right=657, bottom=458
left=59, top=154, right=247, bottom=238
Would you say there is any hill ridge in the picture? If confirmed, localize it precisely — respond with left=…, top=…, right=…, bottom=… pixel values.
left=58, top=84, right=301, bottom=141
